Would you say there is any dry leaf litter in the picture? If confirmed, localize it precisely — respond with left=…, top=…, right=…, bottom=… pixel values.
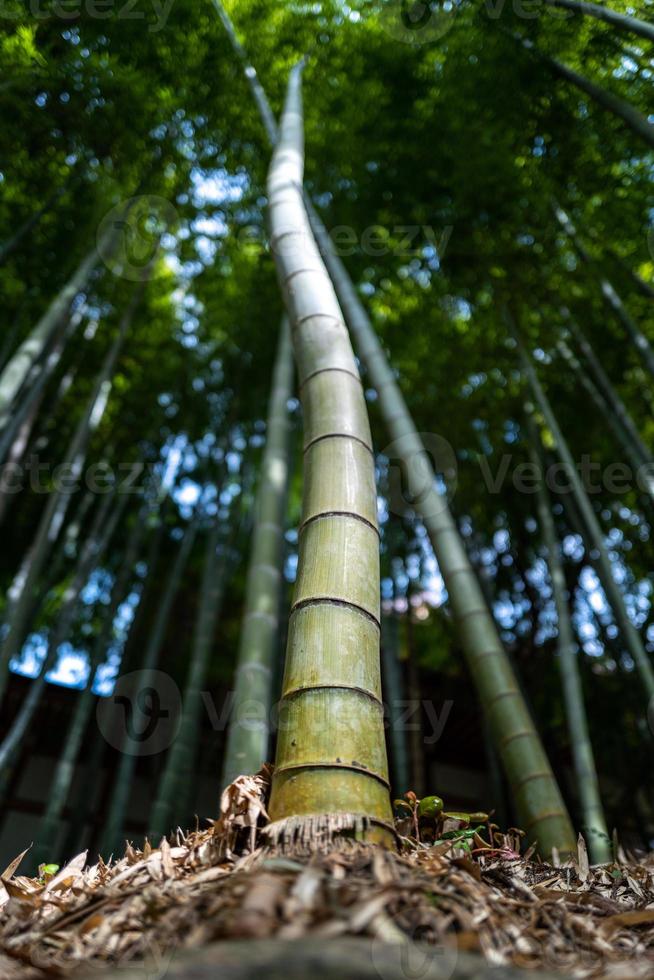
left=0, top=767, right=652, bottom=979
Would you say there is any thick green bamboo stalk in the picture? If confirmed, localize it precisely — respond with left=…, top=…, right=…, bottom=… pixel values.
left=0, top=230, right=114, bottom=433
left=266, top=65, right=393, bottom=842
left=31, top=506, right=147, bottom=867
left=511, top=32, right=654, bottom=150
left=556, top=340, right=654, bottom=501
left=150, top=514, right=230, bottom=838
left=100, top=515, right=199, bottom=857
left=305, top=216, right=575, bottom=857
left=0, top=490, right=126, bottom=776
left=0, top=286, right=142, bottom=700
left=510, top=315, right=654, bottom=702
left=381, top=610, right=410, bottom=797
left=526, top=413, right=611, bottom=864
left=542, top=0, right=654, bottom=42
left=221, top=318, right=293, bottom=789
left=554, top=206, right=654, bottom=379
left=214, top=5, right=574, bottom=855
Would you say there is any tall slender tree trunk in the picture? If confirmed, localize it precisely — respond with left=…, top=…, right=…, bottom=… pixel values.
left=541, top=0, right=654, bottom=42
left=100, top=516, right=199, bottom=857
left=0, top=287, right=141, bottom=700
left=0, top=228, right=115, bottom=433
left=526, top=414, right=611, bottom=864
left=509, top=313, right=654, bottom=702
left=265, top=65, right=393, bottom=844
left=221, top=317, right=293, bottom=789
left=554, top=207, right=654, bottom=379
left=381, top=609, right=410, bottom=797
left=215, top=4, right=575, bottom=856
left=511, top=32, right=654, bottom=149
left=150, top=512, right=231, bottom=838
left=0, top=490, right=126, bottom=777
left=31, top=506, right=147, bottom=867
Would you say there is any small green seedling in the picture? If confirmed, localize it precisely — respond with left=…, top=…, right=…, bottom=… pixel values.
left=395, top=791, right=489, bottom=845
left=38, top=863, right=60, bottom=883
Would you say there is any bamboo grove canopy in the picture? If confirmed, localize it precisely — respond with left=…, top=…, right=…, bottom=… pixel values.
left=0, top=0, right=653, bottom=879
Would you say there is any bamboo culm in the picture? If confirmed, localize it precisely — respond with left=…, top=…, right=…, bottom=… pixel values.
left=541, top=0, right=654, bottom=43
left=31, top=507, right=148, bottom=867
left=554, top=207, right=654, bottom=379
left=266, top=65, right=393, bottom=842
left=100, top=516, right=199, bottom=857
left=526, top=413, right=612, bottom=864
left=561, top=315, right=653, bottom=473
left=215, top=2, right=574, bottom=856
left=0, top=490, right=127, bottom=776
left=512, top=33, right=654, bottom=150
left=510, top=315, right=654, bottom=702
left=149, top=514, right=231, bottom=839
left=220, top=317, right=293, bottom=790
left=380, top=611, right=410, bottom=797
left=0, top=285, right=143, bottom=700
left=0, top=230, right=114, bottom=433
left=556, top=340, right=654, bottom=504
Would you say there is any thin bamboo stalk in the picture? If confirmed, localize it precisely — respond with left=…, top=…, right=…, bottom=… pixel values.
left=0, top=288, right=141, bottom=701
left=541, top=0, right=654, bottom=43
left=0, top=227, right=116, bottom=434
left=554, top=206, right=654, bottom=379
left=100, top=515, right=199, bottom=857
left=526, top=413, right=612, bottom=864
left=220, top=317, right=293, bottom=789
left=562, top=316, right=652, bottom=472
left=149, top=514, right=231, bottom=838
left=381, top=609, right=410, bottom=797
left=510, top=313, right=654, bottom=702
left=511, top=32, right=654, bottom=150
left=0, top=490, right=127, bottom=776
left=556, top=340, right=653, bottom=502
left=31, top=506, right=147, bottom=867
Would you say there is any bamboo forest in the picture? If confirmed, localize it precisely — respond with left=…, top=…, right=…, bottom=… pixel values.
left=0, top=0, right=654, bottom=976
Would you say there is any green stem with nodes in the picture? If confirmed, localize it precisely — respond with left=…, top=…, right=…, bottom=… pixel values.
left=266, top=65, right=393, bottom=844
left=526, top=411, right=611, bottom=864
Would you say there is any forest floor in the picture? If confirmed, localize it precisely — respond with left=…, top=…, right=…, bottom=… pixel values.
left=0, top=772, right=652, bottom=980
